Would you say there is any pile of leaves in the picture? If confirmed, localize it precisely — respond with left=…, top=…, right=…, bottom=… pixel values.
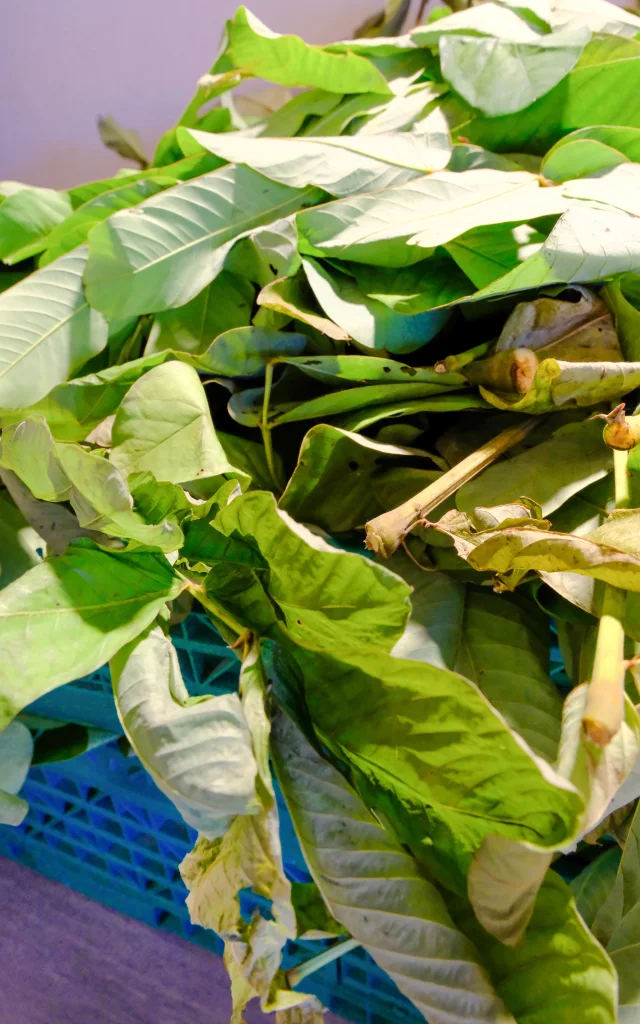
left=5, top=0, right=640, bottom=1020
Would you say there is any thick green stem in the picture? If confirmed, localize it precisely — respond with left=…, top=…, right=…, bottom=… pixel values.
left=614, top=447, right=631, bottom=509
left=287, top=938, right=359, bottom=987
left=365, top=418, right=539, bottom=557
left=583, top=447, right=629, bottom=746
left=260, top=362, right=282, bottom=493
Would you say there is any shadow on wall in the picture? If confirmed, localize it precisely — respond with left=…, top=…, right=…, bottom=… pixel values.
left=3, top=0, right=393, bottom=189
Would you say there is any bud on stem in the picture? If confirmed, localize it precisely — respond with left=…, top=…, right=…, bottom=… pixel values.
left=591, top=403, right=640, bottom=452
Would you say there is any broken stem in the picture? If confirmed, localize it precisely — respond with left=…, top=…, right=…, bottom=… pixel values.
left=365, top=418, right=539, bottom=557
left=434, top=340, right=493, bottom=374
left=583, top=446, right=629, bottom=746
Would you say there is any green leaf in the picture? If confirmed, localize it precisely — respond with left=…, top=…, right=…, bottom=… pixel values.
left=440, top=27, right=588, bottom=118
left=279, top=425, right=431, bottom=533
left=466, top=36, right=640, bottom=154
left=0, top=721, right=33, bottom=826
left=257, top=274, right=350, bottom=342
left=1, top=353, right=172, bottom=442
left=39, top=176, right=178, bottom=266
left=192, top=326, right=307, bottom=377
left=279, top=353, right=465, bottom=387
left=354, top=0, right=411, bottom=39
left=340, top=254, right=472, bottom=314
left=83, top=164, right=321, bottom=319
left=449, top=871, right=618, bottom=1024
left=227, top=7, right=392, bottom=95
left=97, top=115, right=149, bottom=167
left=445, top=221, right=546, bottom=288
left=0, top=545, right=185, bottom=729
left=571, top=846, right=621, bottom=929
left=272, top=712, right=514, bottom=1024
left=55, top=444, right=184, bottom=552
left=541, top=126, right=640, bottom=183
left=217, top=431, right=283, bottom=493
left=0, top=246, right=108, bottom=410
left=0, top=187, right=72, bottom=264
left=548, top=0, right=640, bottom=39
left=457, top=418, right=612, bottom=517
left=466, top=512, right=640, bottom=592
left=232, top=381, right=473, bottom=429
left=391, top=557, right=563, bottom=762
left=413, top=2, right=546, bottom=43
left=189, top=125, right=451, bottom=197
left=603, top=277, right=640, bottom=362
left=335, top=393, right=491, bottom=432
left=471, top=206, right=640, bottom=300
left=214, top=490, right=411, bottom=652
left=0, top=417, right=72, bottom=501
left=145, top=272, right=255, bottom=356
left=592, top=803, right=640, bottom=1016
left=110, top=361, right=248, bottom=493
left=301, top=256, right=451, bottom=353
left=111, top=627, right=259, bottom=834
left=297, top=169, right=570, bottom=267
left=0, top=491, right=42, bottom=589
left=285, top=642, right=582, bottom=893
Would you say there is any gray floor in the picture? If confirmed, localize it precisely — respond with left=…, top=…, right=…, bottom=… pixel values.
left=0, top=857, right=345, bottom=1024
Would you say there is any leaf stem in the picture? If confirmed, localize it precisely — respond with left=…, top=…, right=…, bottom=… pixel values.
left=365, top=417, right=540, bottom=557
left=614, top=447, right=631, bottom=509
left=286, top=938, right=359, bottom=988
left=260, top=362, right=282, bottom=493
left=583, top=446, right=629, bottom=746
left=434, top=340, right=493, bottom=374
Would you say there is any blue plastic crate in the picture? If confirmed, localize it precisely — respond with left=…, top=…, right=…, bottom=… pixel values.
left=2, top=716, right=423, bottom=1024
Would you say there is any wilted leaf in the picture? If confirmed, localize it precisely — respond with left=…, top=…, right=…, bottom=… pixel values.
left=97, top=115, right=149, bottom=167
left=111, top=627, right=259, bottom=834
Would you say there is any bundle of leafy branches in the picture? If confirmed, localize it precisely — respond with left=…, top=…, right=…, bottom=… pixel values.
left=5, top=0, right=640, bottom=1020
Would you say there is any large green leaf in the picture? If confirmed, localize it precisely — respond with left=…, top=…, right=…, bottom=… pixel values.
left=192, top=326, right=307, bottom=377
left=272, top=712, right=514, bottom=1024
left=0, top=246, right=108, bottom=410
left=471, top=206, right=640, bottom=300
left=110, top=361, right=247, bottom=492
left=297, top=169, right=570, bottom=267
left=445, top=221, right=546, bottom=288
left=449, top=872, right=618, bottom=1024
left=111, top=627, right=258, bottom=835
left=439, top=26, right=588, bottom=118
left=279, top=425, right=431, bottom=533
left=0, top=186, right=72, bottom=264
left=301, top=256, right=451, bottom=353
left=227, top=7, right=392, bottom=95
left=83, top=164, right=321, bottom=318
left=391, top=558, right=563, bottom=762
left=465, top=36, right=640, bottom=153
left=189, top=125, right=451, bottom=197
left=284, top=642, right=582, bottom=893
left=0, top=544, right=185, bottom=729
left=145, top=272, right=255, bottom=356
left=213, top=490, right=411, bottom=652
left=39, top=176, right=178, bottom=266
left=548, top=0, right=640, bottom=38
